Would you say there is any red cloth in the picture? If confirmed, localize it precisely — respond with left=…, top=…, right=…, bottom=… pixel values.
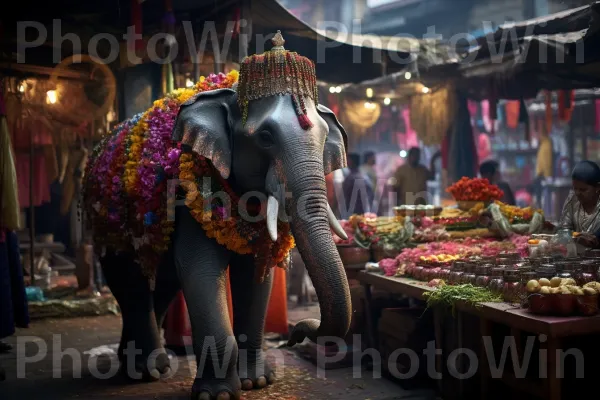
left=15, top=154, right=51, bottom=208
left=505, top=101, right=520, bottom=129
left=10, top=119, right=53, bottom=150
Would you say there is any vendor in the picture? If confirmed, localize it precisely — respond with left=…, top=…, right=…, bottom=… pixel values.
left=479, top=160, right=515, bottom=205
left=559, top=161, right=600, bottom=248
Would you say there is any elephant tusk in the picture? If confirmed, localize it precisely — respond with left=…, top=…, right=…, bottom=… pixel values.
left=327, top=204, right=348, bottom=240
left=267, top=196, right=279, bottom=242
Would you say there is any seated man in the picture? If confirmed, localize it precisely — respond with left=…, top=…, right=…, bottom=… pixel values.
left=479, top=160, right=516, bottom=205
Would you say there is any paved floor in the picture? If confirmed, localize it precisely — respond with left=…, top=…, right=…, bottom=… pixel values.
left=0, top=313, right=436, bottom=400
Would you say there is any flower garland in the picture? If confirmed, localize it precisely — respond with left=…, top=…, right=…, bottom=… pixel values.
left=83, top=70, right=295, bottom=283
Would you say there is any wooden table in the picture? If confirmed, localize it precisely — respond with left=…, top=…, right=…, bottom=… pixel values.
left=357, top=271, right=600, bottom=400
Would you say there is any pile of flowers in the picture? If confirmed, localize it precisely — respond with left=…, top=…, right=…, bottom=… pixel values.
left=83, top=71, right=295, bottom=284
left=447, top=177, right=504, bottom=202
left=380, top=235, right=530, bottom=276
left=495, top=201, right=543, bottom=223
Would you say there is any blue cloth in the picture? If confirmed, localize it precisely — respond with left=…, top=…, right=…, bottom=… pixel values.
left=0, top=230, right=29, bottom=339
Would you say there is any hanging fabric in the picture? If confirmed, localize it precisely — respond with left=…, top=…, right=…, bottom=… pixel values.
left=131, top=0, right=144, bottom=51
left=519, top=98, right=530, bottom=141
left=545, top=91, right=553, bottom=133
left=505, top=100, right=520, bottom=129
left=558, top=90, right=575, bottom=122
left=0, top=85, right=21, bottom=230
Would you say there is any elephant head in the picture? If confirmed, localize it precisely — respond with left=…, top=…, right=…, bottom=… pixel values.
left=172, top=48, right=352, bottom=345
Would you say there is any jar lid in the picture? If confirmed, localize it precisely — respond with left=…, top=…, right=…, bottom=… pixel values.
left=453, top=261, right=466, bottom=270
left=504, top=269, right=519, bottom=277
left=476, top=265, right=491, bottom=275
left=491, top=268, right=504, bottom=276
left=521, top=272, right=537, bottom=279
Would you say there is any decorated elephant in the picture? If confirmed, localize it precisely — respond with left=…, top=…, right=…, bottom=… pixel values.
left=83, top=31, right=351, bottom=400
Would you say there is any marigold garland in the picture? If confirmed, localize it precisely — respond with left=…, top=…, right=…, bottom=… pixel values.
left=83, top=70, right=295, bottom=284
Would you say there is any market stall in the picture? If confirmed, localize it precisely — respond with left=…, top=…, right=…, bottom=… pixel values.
left=333, top=176, right=600, bottom=399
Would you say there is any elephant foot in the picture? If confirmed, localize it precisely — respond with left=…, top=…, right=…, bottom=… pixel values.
left=191, top=377, right=242, bottom=400
left=117, top=346, right=172, bottom=382
left=238, top=353, right=276, bottom=391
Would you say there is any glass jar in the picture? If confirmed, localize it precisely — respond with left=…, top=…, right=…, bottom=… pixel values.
left=536, top=265, right=557, bottom=282
left=439, top=266, right=452, bottom=282
left=558, top=263, right=575, bottom=280
left=413, top=265, right=425, bottom=280
left=496, top=257, right=511, bottom=267
left=475, top=264, right=492, bottom=287
left=503, top=269, right=523, bottom=303
left=576, top=260, right=597, bottom=286
left=462, top=262, right=477, bottom=285
left=449, top=261, right=465, bottom=285
left=489, top=268, right=505, bottom=294
left=521, top=272, right=538, bottom=288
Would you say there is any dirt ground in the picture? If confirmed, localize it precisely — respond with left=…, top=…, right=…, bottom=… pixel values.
left=0, top=311, right=436, bottom=400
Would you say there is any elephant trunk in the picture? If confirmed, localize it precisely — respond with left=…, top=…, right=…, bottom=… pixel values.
left=283, top=155, right=351, bottom=346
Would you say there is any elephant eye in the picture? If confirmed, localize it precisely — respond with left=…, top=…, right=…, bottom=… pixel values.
left=257, top=131, right=275, bottom=148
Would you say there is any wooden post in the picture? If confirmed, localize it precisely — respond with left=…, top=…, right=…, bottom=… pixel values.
left=28, top=106, right=35, bottom=284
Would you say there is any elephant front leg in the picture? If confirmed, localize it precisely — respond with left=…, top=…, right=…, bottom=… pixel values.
left=173, top=207, right=241, bottom=400
left=229, top=255, right=276, bottom=391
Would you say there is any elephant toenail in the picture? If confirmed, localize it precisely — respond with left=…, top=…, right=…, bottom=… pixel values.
left=267, top=372, right=276, bottom=383
left=241, top=379, right=253, bottom=390
left=217, top=392, right=230, bottom=400
left=256, top=376, right=267, bottom=388
left=148, top=369, right=161, bottom=380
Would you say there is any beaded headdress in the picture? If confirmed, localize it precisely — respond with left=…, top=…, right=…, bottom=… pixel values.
left=237, top=30, right=318, bottom=130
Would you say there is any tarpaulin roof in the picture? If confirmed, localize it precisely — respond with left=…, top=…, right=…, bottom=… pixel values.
left=458, top=1, right=600, bottom=99
left=244, top=0, right=455, bottom=83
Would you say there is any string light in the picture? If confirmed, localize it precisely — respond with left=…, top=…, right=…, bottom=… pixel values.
left=18, top=83, right=26, bottom=93
left=329, top=86, right=336, bottom=93
left=366, top=88, right=373, bottom=98
left=335, top=86, right=342, bottom=93
left=404, top=72, right=411, bottom=80
left=399, top=150, right=407, bottom=157
left=384, top=97, right=391, bottom=105
left=185, top=78, right=194, bottom=88
left=46, top=90, right=58, bottom=104
left=421, top=86, right=430, bottom=94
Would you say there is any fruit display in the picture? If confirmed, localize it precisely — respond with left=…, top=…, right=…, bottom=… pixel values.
left=446, top=177, right=504, bottom=202
left=525, top=277, right=599, bottom=316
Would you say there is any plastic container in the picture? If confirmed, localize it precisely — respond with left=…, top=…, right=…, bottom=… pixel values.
left=577, top=294, right=599, bottom=316
left=552, top=294, right=577, bottom=316
left=528, top=293, right=552, bottom=314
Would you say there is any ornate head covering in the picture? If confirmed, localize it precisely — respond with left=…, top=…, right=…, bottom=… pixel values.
left=237, top=30, right=318, bottom=130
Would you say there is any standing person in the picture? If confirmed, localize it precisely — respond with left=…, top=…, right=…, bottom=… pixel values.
left=360, top=151, right=377, bottom=190
left=393, top=147, right=431, bottom=206
left=479, top=160, right=516, bottom=205
left=341, top=153, right=374, bottom=218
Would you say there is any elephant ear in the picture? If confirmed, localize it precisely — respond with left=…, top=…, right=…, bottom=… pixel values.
left=317, top=104, right=348, bottom=175
left=172, top=88, right=236, bottom=179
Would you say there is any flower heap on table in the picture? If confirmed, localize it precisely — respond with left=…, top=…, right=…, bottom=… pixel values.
left=83, top=71, right=295, bottom=287
left=447, top=177, right=504, bottom=202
